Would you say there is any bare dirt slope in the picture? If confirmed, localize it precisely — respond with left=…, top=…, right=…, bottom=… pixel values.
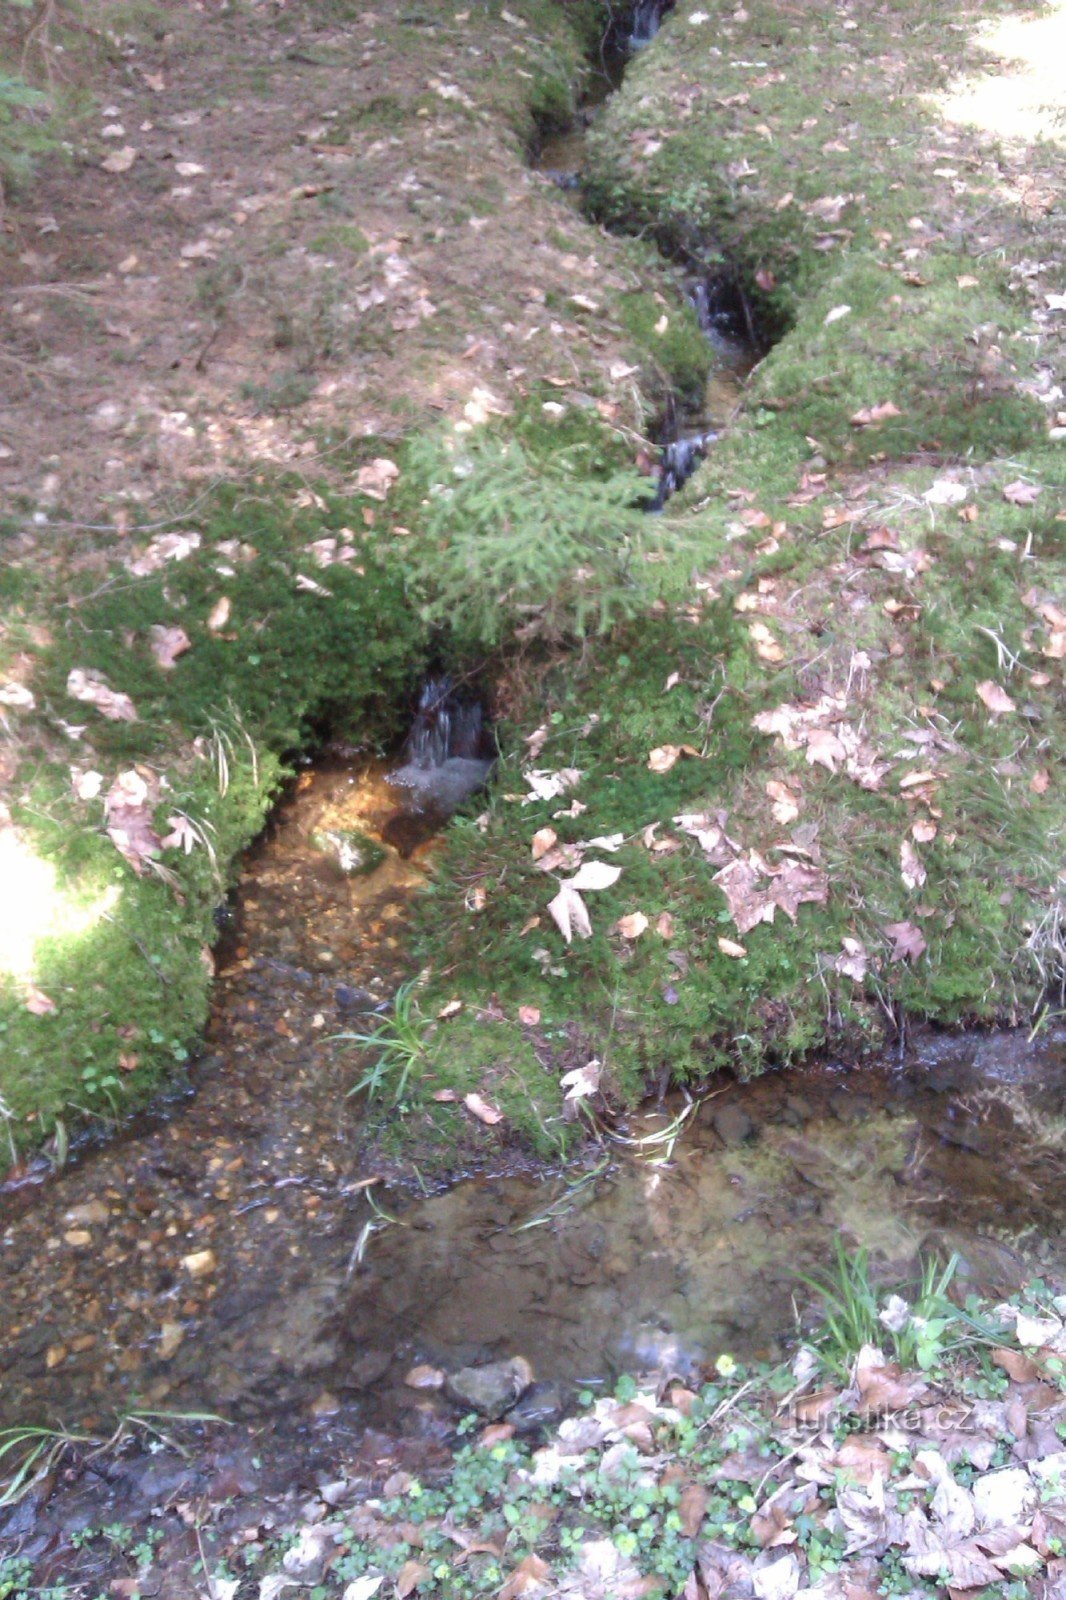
left=1, top=0, right=660, bottom=522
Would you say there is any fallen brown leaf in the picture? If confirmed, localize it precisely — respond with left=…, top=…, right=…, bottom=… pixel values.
left=531, top=827, right=557, bottom=861
left=356, top=457, right=399, bottom=500
left=148, top=625, right=191, bottom=670
left=976, top=679, right=1015, bottom=717
left=766, top=779, right=800, bottom=823
left=67, top=668, right=137, bottom=723
left=749, top=620, right=785, bottom=662
left=105, top=768, right=161, bottom=873
left=850, top=401, right=902, bottom=426
left=463, top=1092, right=503, bottom=1126
left=499, top=1555, right=551, bottom=1600
left=900, top=837, right=927, bottom=891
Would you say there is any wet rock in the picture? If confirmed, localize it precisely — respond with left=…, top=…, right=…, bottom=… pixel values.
left=921, top=1231, right=1028, bottom=1297
left=65, top=1199, right=110, bottom=1227
left=311, top=827, right=386, bottom=878
left=445, top=1356, right=533, bottom=1419
left=334, top=982, right=376, bottom=1013
left=711, top=1103, right=755, bottom=1148
left=924, top=1057, right=970, bottom=1096
left=933, top=1114, right=998, bottom=1157
left=181, top=1247, right=217, bottom=1278
left=121, top=1456, right=197, bottom=1507
left=349, top=1347, right=392, bottom=1388
left=0, top=1490, right=42, bottom=1541
left=405, top=1362, right=445, bottom=1390
left=828, top=1089, right=872, bottom=1124
left=781, top=1094, right=812, bottom=1128
left=505, top=1380, right=564, bottom=1433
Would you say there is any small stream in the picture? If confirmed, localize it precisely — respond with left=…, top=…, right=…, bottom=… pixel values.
left=1, top=707, right=1064, bottom=1567
left=1, top=740, right=1063, bottom=1442
left=533, top=0, right=756, bottom=509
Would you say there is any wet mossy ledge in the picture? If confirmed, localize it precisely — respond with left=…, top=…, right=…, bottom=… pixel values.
left=0, top=484, right=428, bottom=1160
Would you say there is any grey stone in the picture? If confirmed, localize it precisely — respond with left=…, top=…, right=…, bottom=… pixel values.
left=349, top=1347, right=392, bottom=1389
left=445, top=1356, right=533, bottom=1419
left=828, top=1088, right=871, bottom=1124
left=711, top=1103, right=755, bottom=1147
left=782, top=1094, right=812, bottom=1126
left=505, top=1380, right=564, bottom=1433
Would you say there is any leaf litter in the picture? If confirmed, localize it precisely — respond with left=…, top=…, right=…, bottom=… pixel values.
left=247, top=1290, right=1066, bottom=1600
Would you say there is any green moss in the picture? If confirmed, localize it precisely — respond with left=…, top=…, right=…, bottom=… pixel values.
left=617, top=288, right=711, bottom=403
left=0, top=470, right=432, bottom=1150
left=307, top=224, right=370, bottom=256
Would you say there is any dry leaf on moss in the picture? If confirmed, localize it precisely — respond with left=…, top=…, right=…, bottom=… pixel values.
left=356, top=457, right=399, bottom=500
left=149, top=626, right=191, bottom=669
left=547, top=883, right=592, bottom=944
left=883, top=921, right=927, bottom=962
left=976, top=680, right=1015, bottom=717
left=463, top=1092, right=503, bottom=1126
left=67, top=668, right=137, bottom=723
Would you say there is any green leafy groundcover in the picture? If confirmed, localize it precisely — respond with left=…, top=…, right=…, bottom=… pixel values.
left=239, top=1275, right=1065, bottom=1599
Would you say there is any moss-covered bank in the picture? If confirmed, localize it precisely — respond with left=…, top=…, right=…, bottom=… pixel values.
left=366, top=0, right=1063, bottom=1156
left=0, top=0, right=709, bottom=1164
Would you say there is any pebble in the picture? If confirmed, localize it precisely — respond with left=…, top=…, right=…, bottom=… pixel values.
left=158, top=1321, right=185, bottom=1359
left=446, top=1356, right=534, bottom=1419
left=181, top=1248, right=217, bottom=1278
left=711, top=1103, right=756, bottom=1147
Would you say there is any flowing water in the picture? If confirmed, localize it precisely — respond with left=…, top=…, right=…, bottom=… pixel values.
left=1, top=745, right=1063, bottom=1446
left=533, top=1, right=754, bottom=508
left=1, top=706, right=1064, bottom=1569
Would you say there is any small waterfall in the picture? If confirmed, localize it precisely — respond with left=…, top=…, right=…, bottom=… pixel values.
left=402, top=677, right=485, bottom=770
left=626, top=0, right=676, bottom=50
left=648, top=432, right=717, bottom=512
left=388, top=677, right=494, bottom=815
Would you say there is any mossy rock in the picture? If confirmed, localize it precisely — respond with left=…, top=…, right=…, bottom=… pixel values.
left=310, top=828, right=388, bottom=877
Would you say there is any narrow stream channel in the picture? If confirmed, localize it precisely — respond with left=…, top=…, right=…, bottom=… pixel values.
left=2, top=744, right=1063, bottom=1440
left=533, top=0, right=757, bottom=509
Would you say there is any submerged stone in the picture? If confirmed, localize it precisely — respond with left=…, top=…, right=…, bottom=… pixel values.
left=445, top=1356, right=534, bottom=1418
left=710, top=1103, right=755, bottom=1147
left=505, top=1380, right=564, bottom=1432
left=310, top=827, right=386, bottom=877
